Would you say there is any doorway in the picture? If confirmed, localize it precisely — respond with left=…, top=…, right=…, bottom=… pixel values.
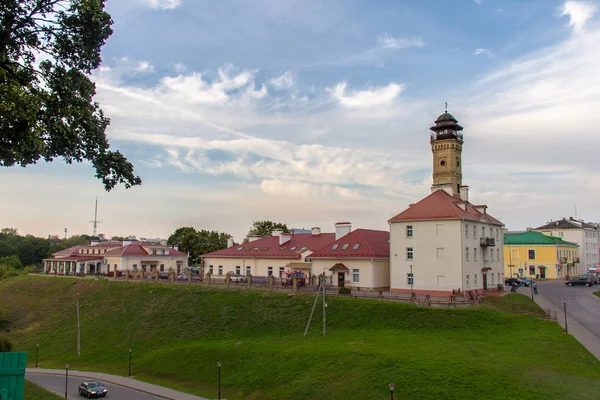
left=539, top=267, right=546, bottom=279
left=337, top=272, right=345, bottom=287
left=483, top=274, right=488, bottom=290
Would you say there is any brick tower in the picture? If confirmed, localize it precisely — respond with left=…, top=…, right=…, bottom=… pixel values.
left=429, top=107, right=464, bottom=194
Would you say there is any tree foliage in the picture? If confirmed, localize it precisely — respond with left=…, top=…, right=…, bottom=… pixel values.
left=0, top=0, right=141, bottom=190
left=245, top=220, right=289, bottom=241
left=167, top=227, right=230, bottom=262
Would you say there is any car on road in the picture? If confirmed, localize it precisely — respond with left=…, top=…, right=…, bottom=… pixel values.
left=176, top=274, right=201, bottom=281
left=158, top=272, right=170, bottom=280
left=520, top=277, right=536, bottom=287
left=78, top=380, right=107, bottom=398
left=227, top=272, right=246, bottom=283
left=565, top=276, right=593, bottom=287
left=581, top=273, right=599, bottom=284
left=505, top=278, right=523, bottom=287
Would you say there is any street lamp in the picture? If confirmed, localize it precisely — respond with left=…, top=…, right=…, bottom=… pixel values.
left=128, top=349, right=132, bottom=378
left=35, top=344, right=39, bottom=368
left=217, top=361, right=222, bottom=400
left=389, top=383, right=395, bottom=400
left=65, top=364, right=69, bottom=399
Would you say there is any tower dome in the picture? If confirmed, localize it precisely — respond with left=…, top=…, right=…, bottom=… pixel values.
left=430, top=111, right=463, bottom=143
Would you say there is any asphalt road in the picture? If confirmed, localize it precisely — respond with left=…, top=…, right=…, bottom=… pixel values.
left=26, top=373, right=165, bottom=400
left=536, top=279, right=600, bottom=338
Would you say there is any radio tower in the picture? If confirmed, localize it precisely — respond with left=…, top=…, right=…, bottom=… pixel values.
left=89, top=197, right=102, bottom=237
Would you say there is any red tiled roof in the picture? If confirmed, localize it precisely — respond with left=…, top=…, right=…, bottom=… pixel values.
left=309, top=229, right=390, bottom=259
left=201, top=233, right=336, bottom=259
left=388, top=189, right=504, bottom=226
left=43, top=255, right=104, bottom=262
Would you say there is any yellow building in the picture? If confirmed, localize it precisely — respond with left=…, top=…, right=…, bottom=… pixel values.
left=504, top=230, right=579, bottom=280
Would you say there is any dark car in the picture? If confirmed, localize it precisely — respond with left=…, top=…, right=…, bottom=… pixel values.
left=566, top=276, right=593, bottom=287
left=505, top=278, right=522, bottom=287
left=520, top=277, right=535, bottom=287
left=79, top=380, right=107, bottom=398
left=581, top=274, right=598, bottom=284
left=158, top=272, right=170, bottom=280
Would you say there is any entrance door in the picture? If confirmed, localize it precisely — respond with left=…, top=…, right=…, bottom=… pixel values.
left=483, top=274, right=488, bottom=290
left=539, top=267, right=546, bottom=279
left=337, top=272, right=345, bottom=287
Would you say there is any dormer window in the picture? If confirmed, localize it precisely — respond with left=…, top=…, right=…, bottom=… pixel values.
left=342, top=244, right=349, bottom=250
left=332, top=244, right=339, bottom=250
left=352, top=244, right=360, bottom=250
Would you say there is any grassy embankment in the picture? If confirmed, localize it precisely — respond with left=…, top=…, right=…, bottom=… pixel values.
left=23, top=380, right=62, bottom=400
left=1, top=276, right=599, bottom=400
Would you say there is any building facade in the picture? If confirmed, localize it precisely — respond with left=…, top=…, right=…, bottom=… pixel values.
left=504, top=230, right=579, bottom=279
left=535, top=218, right=599, bottom=270
left=389, top=110, right=505, bottom=295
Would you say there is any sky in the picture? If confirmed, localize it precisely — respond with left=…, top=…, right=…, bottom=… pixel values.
left=1, top=0, right=600, bottom=242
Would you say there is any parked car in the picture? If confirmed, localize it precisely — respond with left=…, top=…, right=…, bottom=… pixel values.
left=581, top=274, right=598, bottom=284
left=520, top=277, right=535, bottom=287
left=565, top=276, right=593, bottom=287
left=505, top=278, right=522, bottom=287
left=227, top=272, right=246, bottom=283
left=78, top=380, right=107, bottom=398
left=176, top=274, right=200, bottom=281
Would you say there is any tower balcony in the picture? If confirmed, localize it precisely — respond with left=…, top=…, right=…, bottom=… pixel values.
left=480, top=237, right=495, bottom=247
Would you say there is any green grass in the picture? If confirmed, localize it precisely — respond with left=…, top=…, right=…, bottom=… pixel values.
left=1, top=276, right=600, bottom=400
left=24, top=379, right=62, bottom=399
left=594, top=292, right=600, bottom=298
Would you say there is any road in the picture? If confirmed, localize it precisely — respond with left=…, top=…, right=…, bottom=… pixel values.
left=26, top=372, right=165, bottom=399
left=535, top=279, right=600, bottom=359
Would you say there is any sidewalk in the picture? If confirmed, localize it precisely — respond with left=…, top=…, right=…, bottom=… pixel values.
left=26, top=368, right=212, bottom=400
left=533, top=292, right=600, bottom=360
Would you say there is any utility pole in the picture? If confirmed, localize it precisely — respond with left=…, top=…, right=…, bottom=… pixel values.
left=89, top=197, right=102, bottom=237
left=76, top=294, right=81, bottom=356
left=64, top=228, right=67, bottom=239
left=322, top=272, right=327, bottom=336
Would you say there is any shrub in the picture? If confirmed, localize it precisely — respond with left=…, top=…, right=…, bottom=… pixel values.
left=1, top=270, right=22, bottom=280
left=338, top=287, right=352, bottom=295
left=24, top=265, right=41, bottom=274
left=0, top=336, right=13, bottom=352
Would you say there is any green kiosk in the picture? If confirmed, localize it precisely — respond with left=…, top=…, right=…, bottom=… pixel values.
left=0, top=353, right=26, bottom=400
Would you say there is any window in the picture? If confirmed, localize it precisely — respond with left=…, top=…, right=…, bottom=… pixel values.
left=473, top=225, right=476, bottom=238
left=559, top=232, right=564, bottom=237
left=236, top=266, right=241, bottom=274
left=490, top=250, right=493, bottom=261
left=132, top=264, right=138, bottom=270
left=481, top=226, right=485, bottom=238
left=218, top=266, right=223, bottom=276
left=342, top=244, right=349, bottom=250
left=491, top=274, right=495, bottom=284
left=246, top=266, right=251, bottom=276
left=268, top=267, right=273, bottom=276
left=437, top=275, right=445, bottom=286
left=279, top=266, right=285, bottom=276
left=407, top=273, right=414, bottom=286
left=86, top=249, right=89, bottom=254
left=529, top=266, right=535, bottom=275
left=237, top=247, right=243, bottom=250
left=406, top=247, right=414, bottom=260
left=496, top=229, right=499, bottom=240
left=160, top=264, right=164, bottom=272
left=474, top=248, right=477, bottom=261
left=436, top=248, right=445, bottom=259
left=465, top=224, right=469, bottom=237
left=496, top=249, right=500, bottom=261
left=209, top=265, right=214, bottom=274
left=474, top=274, right=478, bottom=285
left=528, top=249, right=536, bottom=260
left=406, top=225, right=413, bottom=237
left=352, top=244, right=360, bottom=250
left=290, top=247, right=296, bottom=251
left=436, top=224, right=444, bottom=236
left=352, top=269, right=359, bottom=283
left=332, top=244, right=339, bottom=250
left=466, top=275, right=470, bottom=286
left=466, top=247, right=469, bottom=260
left=161, top=249, right=165, bottom=255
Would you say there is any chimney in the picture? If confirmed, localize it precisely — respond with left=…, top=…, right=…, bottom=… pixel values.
left=311, top=227, right=321, bottom=236
left=227, top=236, right=234, bottom=248
left=459, top=185, right=469, bottom=202
left=174, top=245, right=178, bottom=251
left=526, top=227, right=533, bottom=231
left=335, top=222, right=352, bottom=240
left=271, top=229, right=283, bottom=237
left=279, top=233, right=292, bottom=245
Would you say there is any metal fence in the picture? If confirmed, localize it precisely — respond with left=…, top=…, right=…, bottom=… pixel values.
left=480, top=296, right=557, bottom=321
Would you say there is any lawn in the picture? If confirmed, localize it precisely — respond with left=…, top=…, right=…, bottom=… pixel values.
left=1, top=276, right=599, bottom=400
left=24, top=380, right=62, bottom=400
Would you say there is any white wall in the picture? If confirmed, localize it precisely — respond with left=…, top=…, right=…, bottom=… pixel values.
left=461, top=221, right=504, bottom=291
left=311, top=258, right=390, bottom=290
left=203, top=257, right=305, bottom=277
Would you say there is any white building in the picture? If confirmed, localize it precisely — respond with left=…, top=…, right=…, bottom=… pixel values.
left=388, top=110, right=505, bottom=295
left=535, top=218, right=600, bottom=270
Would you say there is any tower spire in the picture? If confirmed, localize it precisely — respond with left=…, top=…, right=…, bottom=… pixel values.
left=89, top=197, right=102, bottom=237
left=444, top=102, right=448, bottom=113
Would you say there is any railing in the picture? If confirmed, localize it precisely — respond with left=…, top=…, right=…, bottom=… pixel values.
left=480, top=237, right=495, bottom=246
left=481, top=297, right=557, bottom=321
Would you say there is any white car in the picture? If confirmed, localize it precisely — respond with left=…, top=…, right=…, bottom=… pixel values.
left=227, top=272, right=246, bottom=283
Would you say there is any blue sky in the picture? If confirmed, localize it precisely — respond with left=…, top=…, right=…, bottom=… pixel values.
left=1, top=0, right=599, bottom=241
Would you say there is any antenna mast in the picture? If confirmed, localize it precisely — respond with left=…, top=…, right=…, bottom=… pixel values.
left=89, top=197, right=102, bottom=237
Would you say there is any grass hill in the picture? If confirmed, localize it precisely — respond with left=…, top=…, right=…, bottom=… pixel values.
left=2, top=276, right=600, bottom=399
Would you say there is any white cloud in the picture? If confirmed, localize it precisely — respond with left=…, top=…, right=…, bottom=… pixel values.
left=327, top=81, right=404, bottom=107
left=145, top=0, right=182, bottom=10
left=260, top=179, right=362, bottom=199
left=474, top=48, right=493, bottom=57
left=135, top=60, right=154, bottom=73
left=377, top=34, right=424, bottom=50
left=560, top=1, right=597, bottom=32
left=269, top=70, right=294, bottom=89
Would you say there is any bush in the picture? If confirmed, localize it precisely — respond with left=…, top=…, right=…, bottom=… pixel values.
left=0, top=335, right=13, bottom=352
left=24, top=265, right=41, bottom=274
left=1, top=270, right=23, bottom=280
left=338, top=287, right=352, bottom=295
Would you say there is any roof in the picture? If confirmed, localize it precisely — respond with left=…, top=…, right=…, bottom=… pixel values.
left=103, top=244, right=188, bottom=257
left=309, top=229, right=390, bottom=259
left=535, top=218, right=599, bottom=231
left=504, top=231, right=579, bottom=247
left=201, top=232, right=336, bottom=259
left=43, top=255, right=104, bottom=262
left=388, top=189, right=504, bottom=226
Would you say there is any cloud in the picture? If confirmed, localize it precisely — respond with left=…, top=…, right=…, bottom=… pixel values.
left=327, top=81, right=404, bottom=107
left=173, top=63, right=186, bottom=73
left=145, top=0, right=182, bottom=10
left=474, top=48, right=493, bottom=57
left=560, top=1, right=597, bottom=32
left=269, top=70, right=294, bottom=89
left=260, top=179, right=362, bottom=199
left=377, top=34, right=424, bottom=50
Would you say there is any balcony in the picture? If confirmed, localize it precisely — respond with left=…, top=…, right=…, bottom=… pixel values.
left=559, top=257, right=567, bottom=263
left=480, top=237, right=496, bottom=247
left=574, top=257, right=580, bottom=263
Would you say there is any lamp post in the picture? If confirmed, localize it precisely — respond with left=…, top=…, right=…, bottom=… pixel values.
left=217, top=361, right=222, bottom=400
left=530, top=280, right=534, bottom=301
left=35, top=344, right=39, bottom=368
left=128, top=348, right=132, bottom=378
left=65, top=364, right=69, bottom=399
left=389, top=383, right=395, bottom=400
left=564, top=300, right=569, bottom=334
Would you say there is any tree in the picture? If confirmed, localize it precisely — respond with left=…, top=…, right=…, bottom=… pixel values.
left=0, top=0, right=141, bottom=191
left=0, top=255, right=23, bottom=269
left=167, top=227, right=230, bottom=262
left=17, top=235, right=50, bottom=266
left=245, top=220, right=289, bottom=241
